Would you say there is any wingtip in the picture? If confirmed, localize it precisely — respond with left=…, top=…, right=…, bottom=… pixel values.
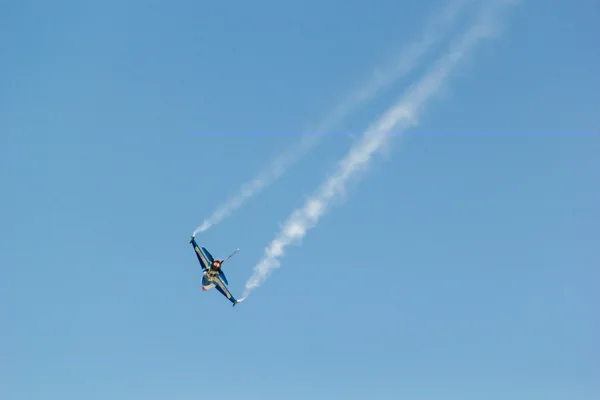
left=233, top=298, right=245, bottom=308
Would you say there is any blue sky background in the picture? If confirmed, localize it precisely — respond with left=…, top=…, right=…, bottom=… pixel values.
left=1, top=1, right=598, bottom=399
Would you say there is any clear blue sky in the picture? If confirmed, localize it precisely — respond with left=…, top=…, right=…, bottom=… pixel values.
left=2, top=1, right=598, bottom=399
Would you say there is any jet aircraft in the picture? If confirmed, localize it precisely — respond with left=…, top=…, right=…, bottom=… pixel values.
left=189, top=235, right=243, bottom=307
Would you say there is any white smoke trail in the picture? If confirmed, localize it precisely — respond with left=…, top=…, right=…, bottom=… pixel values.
left=192, top=0, right=472, bottom=236
left=242, top=0, right=515, bottom=298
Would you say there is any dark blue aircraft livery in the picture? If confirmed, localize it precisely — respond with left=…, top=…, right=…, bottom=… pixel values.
left=189, top=235, right=243, bottom=307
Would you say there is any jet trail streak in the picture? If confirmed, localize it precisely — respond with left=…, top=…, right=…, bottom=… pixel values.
left=192, top=0, right=471, bottom=236
left=242, top=0, right=515, bottom=299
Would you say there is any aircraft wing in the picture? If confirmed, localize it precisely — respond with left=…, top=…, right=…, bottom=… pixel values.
left=190, top=237, right=211, bottom=271
left=219, top=270, right=229, bottom=285
left=211, top=275, right=237, bottom=305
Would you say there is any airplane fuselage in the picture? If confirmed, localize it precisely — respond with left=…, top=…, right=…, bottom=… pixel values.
left=189, top=236, right=242, bottom=307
